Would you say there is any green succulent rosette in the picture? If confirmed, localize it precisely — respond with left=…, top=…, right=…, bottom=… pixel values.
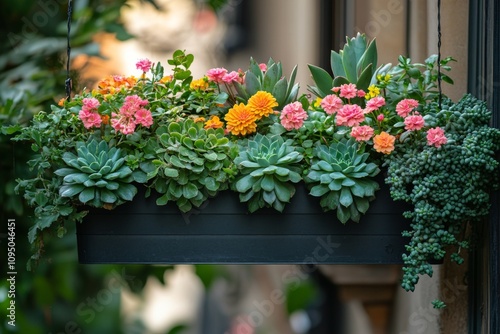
left=305, top=138, right=380, bottom=223
left=54, top=139, right=138, bottom=208
left=232, top=133, right=303, bottom=212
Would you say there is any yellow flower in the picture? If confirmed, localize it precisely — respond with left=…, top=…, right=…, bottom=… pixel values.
left=190, top=77, right=209, bottom=90
left=313, top=97, right=322, bottom=108
left=224, top=103, right=257, bottom=136
left=365, top=84, right=381, bottom=99
left=204, top=116, right=224, bottom=129
left=159, top=75, right=173, bottom=84
left=373, top=131, right=396, bottom=154
left=247, top=91, right=278, bottom=119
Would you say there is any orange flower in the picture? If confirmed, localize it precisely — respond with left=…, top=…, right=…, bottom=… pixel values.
left=194, top=117, right=206, bottom=123
left=101, top=115, right=110, bottom=125
left=224, top=103, right=257, bottom=136
left=190, top=77, right=209, bottom=90
left=97, top=75, right=137, bottom=95
left=373, top=131, right=396, bottom=154
left=204, top=116, right=224, bottom=129
left=58, top=97, right=67, bottom=107
left=247, top=91, right=278, bottom=119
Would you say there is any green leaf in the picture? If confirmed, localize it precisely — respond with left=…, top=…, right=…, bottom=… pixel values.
left=100, top=189, right=118, bottom=203
left=263, top=190, right=276, bottom=205
left=308, top=64, right=333, bottom=97
left=183, top=183, right=199, bottom=199
left=245, top=71, right=261, bottom=97
left=339, top=187, right=353, bottom=207
left=116, top=183, right=137, bottom=201
left=330, top=50, right=346, bottom=78
left=310, top=184, right=329, bottom=197
left=235, top=174, right=254, bottom=193
left=79, top=188, right=95, bottom=203
left=261, top=174, right=275, bottom=192
left=272, top=77, right=288, bottom=107
left=59, top=184, right=85, bottom=197
left=164, top=167, right=179, bottom=178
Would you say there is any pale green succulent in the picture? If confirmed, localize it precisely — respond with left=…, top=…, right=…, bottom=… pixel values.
left=233, top=57, right=299, bottom=108
left=308, top=33, right=378, bottom=96
left=147, top=119, right=236, bottom=212
left=233, top=134, right=303, bottom=212
left=305, top=138, right=380, bottom=223
left=55, top=139, right=137, bottom=207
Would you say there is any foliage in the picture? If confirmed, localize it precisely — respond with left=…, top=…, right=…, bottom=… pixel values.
left=307, top=33, right=500, bottom=306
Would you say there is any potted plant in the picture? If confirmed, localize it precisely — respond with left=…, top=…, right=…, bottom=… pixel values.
left=11, top=36, right=500, bottom=301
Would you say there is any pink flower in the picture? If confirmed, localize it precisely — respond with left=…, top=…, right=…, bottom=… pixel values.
left=396, top=99, right=419, bottom=117
left=136, top=58, right=152, bottom=73
left=364, top=96, right=386, bottom=113
left=259, top=63, right=267, bottom=72
left=111, top=113, right=136, bottom=135
left=427, top=127, right=447, bottom=148
left=79, top=109, right=102, bottom=128
left=121, top=95, right=148, bottom=116
left=135, top=108, right=153, bottom=127
left=82, top=97, right=100, bottom=112
left=320, top=94, right=343, bottom=115
left=222, top=71, right=241, bottom=83
left=280, top=102, right=308, bottom=130
left=377, top=114, right=385, bottom=121
left=404, top=114, right=425, bottom=131
left=357, top=90, right=366, bottom=98
left=336, top=104, right=365, bottom=127
left=351, top=125, right=374, bottom=141
left=206, top=67, right=228, bottom=84
left=339, top=83, right=358, bottom=99
left=332, top=87, right=340, bottom=93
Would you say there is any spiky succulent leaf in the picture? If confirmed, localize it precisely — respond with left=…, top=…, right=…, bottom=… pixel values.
left=305, top=138, right=380, bottom=223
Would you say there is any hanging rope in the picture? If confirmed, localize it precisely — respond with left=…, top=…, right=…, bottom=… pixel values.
left=437, top=0, right=442, bottom=109
left=65, top=0, right=73, bottom=101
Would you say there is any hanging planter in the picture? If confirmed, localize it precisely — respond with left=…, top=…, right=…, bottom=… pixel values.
left=76, top=177, right=411, bottom=264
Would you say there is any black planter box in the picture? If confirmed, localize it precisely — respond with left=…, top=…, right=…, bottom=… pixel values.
left=77, top=181, right=411, bottom=264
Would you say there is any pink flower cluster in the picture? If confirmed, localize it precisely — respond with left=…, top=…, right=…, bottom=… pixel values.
left=396, top=98, right=419, bottom=117
left=79, top=97, right=102, bottom=128
left=336, top=104, right=364, bottom=127
left=427, top=127, right=447, bottom=147
left=111, top=95, right=153, bottom=135
left=136, top=58, right=153, bottom=73
left=206, top=67, right=244, bottom=84
left=280, top=102, right=308, bottom=130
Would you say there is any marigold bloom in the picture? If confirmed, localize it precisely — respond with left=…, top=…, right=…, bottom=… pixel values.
left=404, top=114, right=425, bottom=131
left=321, top=94, right=343, bottom=115
left=280, top=102, right=308, bottom=130
left=396, top=98, right=419, bottom=117
left=206, top=67, right=228, bottom=84
left=339, top=83, right=358, bottom=99
left=58, top=97, right=67, bottom=107
left=190, top=78, right=209, bottom=90
left=225, top=103, right=257, bottom=136
left=247, top=91, right=278, bottom=119
left=101, top=115, right=110, bottom=125
left=351, top=125, right=374, bottom=141
left=204, top=116, right=224, bottom=129
left=79, top=109, right=102, bottom=129
left=364, top=96, right=385, bottom=113
left=427, top=127, right=447, bottom=148
left=136, top=58, right=152, bottom=72
left=373, top=131, right=396, bottom=154
left=336, top=104, right=365, bottom=127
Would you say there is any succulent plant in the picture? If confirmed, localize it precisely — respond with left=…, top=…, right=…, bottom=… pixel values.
left=308, top=33, right=378, bottom=97
left=54, top=139, right=138, bottom=208
left=233, top=133, right=303, bottom=212
left=147, top=119, right=236, bottom=212
left=233, top=57, right=299, bottom=108
left=305, top=138, right=380, bottom=223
